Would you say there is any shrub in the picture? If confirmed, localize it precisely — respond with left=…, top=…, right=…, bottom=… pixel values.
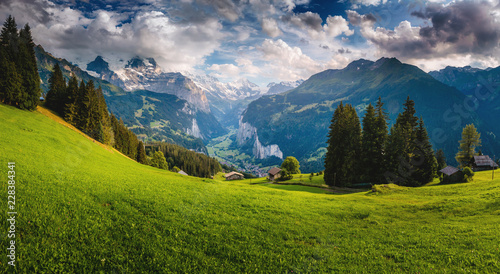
left=278, top=168, right=293, bottom=181
left=463, top=167, right=474, bottom=182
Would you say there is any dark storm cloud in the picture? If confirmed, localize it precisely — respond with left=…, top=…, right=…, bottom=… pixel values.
left=415, top=1, right=500, bottom=54
left=0, top=0, right=51, bottom=25
left=346, top=10, right=376, bottom=26
left=361, top=1, right=500, bottom=59
left=282, top=11, right=323, bottom=31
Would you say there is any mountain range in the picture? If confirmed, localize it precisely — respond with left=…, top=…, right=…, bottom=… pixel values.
left=237, top=57, right=499, bottom=172
left=36, top=45, right=500, bottom=174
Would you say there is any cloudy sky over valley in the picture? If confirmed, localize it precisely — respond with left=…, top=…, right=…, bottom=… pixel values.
left=2, top=0, right=500, bottom=85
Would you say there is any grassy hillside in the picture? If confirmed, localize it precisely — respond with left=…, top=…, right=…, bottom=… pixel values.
left=1, top=104, right=500, bottom=272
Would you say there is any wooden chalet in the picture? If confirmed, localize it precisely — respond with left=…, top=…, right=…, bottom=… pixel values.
left=268, top=167, right=281, bottom=181
left=225, top=171, right=244, bottom=181
left=439, top=166, right=463, bottom=183
left=472, top=155, right=499, bottom=171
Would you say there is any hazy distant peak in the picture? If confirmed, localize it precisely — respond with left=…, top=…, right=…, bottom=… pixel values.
left=87, top=55, right=111, bottom=75
left=125, top=56, right=161, bottom=74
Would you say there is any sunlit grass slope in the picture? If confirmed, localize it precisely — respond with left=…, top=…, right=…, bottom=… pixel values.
left=1, top=104, right=500, bottom=273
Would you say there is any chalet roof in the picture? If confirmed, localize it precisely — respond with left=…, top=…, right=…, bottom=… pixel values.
left=473, top=155, right=499, bottom=168
left=178, top=170, right=188, bottom=176
left=268, top=167, right=281, bottom=176
left=225, top=171, right=243, bottom=178
left=439, top=166, right=460, bottom=176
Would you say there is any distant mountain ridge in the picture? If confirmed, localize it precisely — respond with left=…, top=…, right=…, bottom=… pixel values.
left=238, top=57, right=499, bottom=172
left=87, top=56, right=211, bottom=113
left=429, top=65, right=500, bottom=154
left=265, top=80, right=304, bottom=95
left=35, top=46, right=223, bottom=152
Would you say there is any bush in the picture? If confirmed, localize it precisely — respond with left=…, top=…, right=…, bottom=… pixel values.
left=150, top=151, right=169, bottom=170
left=278, top=168, right=293, bottom=181
left=281, top=156, right=300, bottom=174
left=463, top=167, right=474, bottom=182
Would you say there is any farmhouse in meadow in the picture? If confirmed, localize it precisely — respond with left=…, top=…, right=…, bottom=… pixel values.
left=472, top=155, right=499, bottom=171
left=178, top=170, right=188, bottom=176
left=439, top=166, right=464, bottom=183
left=225, top=171, right=244, bottom=180
left=268, top=167, right=281, bottom=181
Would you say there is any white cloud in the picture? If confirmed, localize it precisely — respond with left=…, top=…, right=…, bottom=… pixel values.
left=261, top=17, right=282, bottom=37
left=323, top=15, right=354, bottom=38
left=11, top=2, right=225, bottom=72
left=283, top=12, right=353, bottom=41
left=259, top=39, right=321, bottom=80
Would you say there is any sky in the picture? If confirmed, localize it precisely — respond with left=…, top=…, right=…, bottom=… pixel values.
left=1, top=0, right=500, bottom=86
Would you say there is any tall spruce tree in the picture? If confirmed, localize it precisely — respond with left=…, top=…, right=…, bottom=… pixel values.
left=435, top=149, right=446, bottom=171
left=456, top=124, right=482, bottom=167
left=136, top=141, right=147, bottom=164
left=0, top=15, right=19, bottom=61
left=18, top=24, right=40, bottom=110
left=361, top=103, right=378, bottom=182
left=324, top=102, right=361, bottom=187
left=45, top=63, right=67, bottom=114
left=64, top=75, right=79, bottom=125
left=0, top=15, right=22, bottom=106
left=411, top=118, right=437, bottom=186
left=76, top=80, right=88, bottom=130
left=373, top=97, right=389, bottom=183
left=385, top=123, right=408, bottom=185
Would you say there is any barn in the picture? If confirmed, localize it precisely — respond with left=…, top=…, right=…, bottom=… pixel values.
left=225, top=171, right=244, bottom=180
left=472, top=155, right=499, bottom=171
left=439, top=166, right=463, bottom=183
left=268, top=167, right=281, bottom=181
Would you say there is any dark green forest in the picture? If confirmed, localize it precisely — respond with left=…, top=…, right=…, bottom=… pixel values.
left=147, top=142, right=222, bottom=178
left=325, top=97, right=437, bottom=187
left=0, top=15, right=40, bottom=110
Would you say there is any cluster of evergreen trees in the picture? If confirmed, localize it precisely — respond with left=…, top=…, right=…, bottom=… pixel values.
left=0, top=16, right=40, bottom=110
left=147, top=142, right=222, bottom=178
left=44, top=63, right=148, bottom=164
left=325, top=97, right=437, bottom=187
left=45, top=64, right=114, bottom=144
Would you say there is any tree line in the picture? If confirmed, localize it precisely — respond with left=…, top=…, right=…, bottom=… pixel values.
left=146, top=142, right=222, bottom=178
left=0, top=16, right=41, bottom=110
left=44, top=62, right=149, bottom=164
left=324, top=97, right=437, bottom=187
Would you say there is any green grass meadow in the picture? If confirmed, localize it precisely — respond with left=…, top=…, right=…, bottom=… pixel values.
left=1, top=104, right=500, bottom=272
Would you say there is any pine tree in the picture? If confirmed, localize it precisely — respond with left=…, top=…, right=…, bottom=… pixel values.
left=0, top=15, right=22, bottom=106
left=373, top=97, right=389, bottom=183
left=0, top=15, right=19, bottom=60
left=385, top=123, right=408, bottom=185
left=435, top=149, right=446, bottom=171
left=136, top=141, right=147, bottom=164
left=76, top=80, right=88, bottom=130
left=411, top=118, right=437, bottom=186
left=64, top=75, right=79, bottom=125
left=396, top=96, right=419, bottom=132
left=324, top=102, right=361, bottom=187
left=361, top=103, right=378, bottom=183
left=456, top=124, right=482, bottom=168
left=45, top=63, right=67, bottom=114
left=0, top=54, right=22, bottom=105
left=18, top=24, right=40, bottom=110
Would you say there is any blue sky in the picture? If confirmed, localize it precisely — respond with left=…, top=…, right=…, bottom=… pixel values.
left=1, top=0, right=500, bottom=86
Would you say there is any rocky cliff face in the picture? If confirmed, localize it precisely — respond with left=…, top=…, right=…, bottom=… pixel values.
left=88, top=56, right=211, bottom=113
left=237, top=116, right=283, bottom=159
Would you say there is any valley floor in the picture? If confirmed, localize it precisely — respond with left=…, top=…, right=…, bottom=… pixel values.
left=1, top=104, right=499, bottom=272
